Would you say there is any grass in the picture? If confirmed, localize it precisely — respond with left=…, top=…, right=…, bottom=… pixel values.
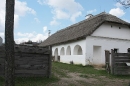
left=0, top=74, right=59, bottom=86
left=0, top=77, right=4, bottom=85
left=15, top=75, right=59, bottom=86
left=52, top=62, right=130, bottom=79
left=0, top=62, right=130, bottom=86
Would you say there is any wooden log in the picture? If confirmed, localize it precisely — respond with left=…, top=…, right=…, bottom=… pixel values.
left=111, top=49, right=115, bottom=74
left=47, top=46, right=52, bottom=78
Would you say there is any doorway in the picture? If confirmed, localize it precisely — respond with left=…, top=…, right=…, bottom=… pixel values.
left=93, top=46, right=101, bottom=65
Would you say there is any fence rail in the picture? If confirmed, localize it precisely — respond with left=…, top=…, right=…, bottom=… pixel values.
left=0, top=45, right=52, bottom=77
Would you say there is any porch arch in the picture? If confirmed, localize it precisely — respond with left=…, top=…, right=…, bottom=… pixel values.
left=66, top=46, right=71, bottom=55
left=60, top=47, right=65, bottom=55
left=73, top=45, right=83, bottom=55
left=54, top=48, right=58, bottom=61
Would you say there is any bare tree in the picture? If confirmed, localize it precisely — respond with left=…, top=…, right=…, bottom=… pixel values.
left=5, top=0, right=15, bottom=86
left=117, top=0, right=130, bottom=8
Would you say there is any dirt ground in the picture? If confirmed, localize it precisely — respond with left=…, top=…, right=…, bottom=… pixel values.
left=48, top=71, right=130, bottom=86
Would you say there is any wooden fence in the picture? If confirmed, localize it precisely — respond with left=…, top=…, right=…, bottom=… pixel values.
left=105, top=49, right=130, bottom=75
left=0, top=45, right=52, bottom=77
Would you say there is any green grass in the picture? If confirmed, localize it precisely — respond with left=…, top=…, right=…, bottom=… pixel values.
left=52, top=62, right=130, bottom=79
left=0, top=77, right=4, bottom=85
left=15, top=75, right=59, bottom=86
left=0, top=74, right=59, bottom=86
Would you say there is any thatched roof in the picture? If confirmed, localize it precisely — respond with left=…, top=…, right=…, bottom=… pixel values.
left=39, top=12, right=130, bottom=47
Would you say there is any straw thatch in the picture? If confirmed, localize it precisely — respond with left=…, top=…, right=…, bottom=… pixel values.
left=39, top=12, right=130, bottom=47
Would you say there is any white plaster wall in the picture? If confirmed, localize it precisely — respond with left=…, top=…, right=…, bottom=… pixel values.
left=52, top=39, right=86, bottom=65
left=92, top=22, right=130, bottom=40
left=86, top=36, right=130, bottom=65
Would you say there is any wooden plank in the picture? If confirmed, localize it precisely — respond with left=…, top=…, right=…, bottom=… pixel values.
left=114, top=71, right=130, bottom=75
left=115, top=62, right=130, bottom=63
left=47, top=46, right=52, bottom=78
left=15, top=70, right=47, bottom=74
left=111, top=49, right=115, bottom=74
left=115, top=63, right=127, bottom=66
left=114, top=66, right=130, bottom=68
left=15, top=64, right=48, bottom=69
left=115, top=57, right=130, bottom=59
left=114, top=53, right=130, bottom=56
left=15, top=74, right=47, bottom=77
left=115, top=59, right=130, bottom=62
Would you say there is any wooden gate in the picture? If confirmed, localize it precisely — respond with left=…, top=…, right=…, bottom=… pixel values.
left=105, top=49, right=130, bottom=75
left=111, top=49, right=130, bottom=75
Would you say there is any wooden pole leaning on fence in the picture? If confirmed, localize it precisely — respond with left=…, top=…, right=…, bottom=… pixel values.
left=48, top=46, right=52, bottom=78
left=105, top=50, right=110, bottom=73
left=111, top=49, right=115, bottom=74
left=5, top=0, right=15, bottom=86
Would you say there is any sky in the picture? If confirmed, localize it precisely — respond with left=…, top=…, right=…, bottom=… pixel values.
left=0, top=0, right=130, bottom=44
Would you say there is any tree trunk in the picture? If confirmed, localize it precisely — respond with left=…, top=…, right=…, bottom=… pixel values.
left=5, top=0, right=15, bottom=86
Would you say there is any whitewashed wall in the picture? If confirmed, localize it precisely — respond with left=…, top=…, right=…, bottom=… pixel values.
left=92, top=22, right=130, bottom=40
left=86, top=22, right=130, bottom=66
left=52, top=39, right=86, bottom=65
left=86, top=36, right=130, bottom=66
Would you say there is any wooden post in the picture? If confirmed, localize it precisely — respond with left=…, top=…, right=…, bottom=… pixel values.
left=5, top=0, right=15, bottom=86
left=111, top=49, right=115, bottom=74
left=48, top=46, right=52, bottom=78
left=105, top=50, right=110, bottom=73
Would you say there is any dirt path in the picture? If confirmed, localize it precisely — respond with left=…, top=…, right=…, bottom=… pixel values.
left=48, top=72, right=130, bottom=86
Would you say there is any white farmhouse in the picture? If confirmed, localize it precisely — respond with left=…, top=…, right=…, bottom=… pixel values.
left=40, top=12, right=130, bottom=66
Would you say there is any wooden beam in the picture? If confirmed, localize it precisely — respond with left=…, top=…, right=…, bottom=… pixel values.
left=5, top=0, right=15, bottom=86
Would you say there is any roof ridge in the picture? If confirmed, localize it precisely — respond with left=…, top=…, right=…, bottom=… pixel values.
left=40, top=12, right=130, bottom=47
left=56, top=12, right=107, bottom=33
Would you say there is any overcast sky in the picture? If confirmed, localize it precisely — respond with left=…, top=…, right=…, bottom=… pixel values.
left=0, top=0, right=130, bottom=44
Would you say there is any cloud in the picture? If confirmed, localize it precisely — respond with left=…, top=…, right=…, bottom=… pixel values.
left=70, top=11, right=82, bottom=22
left=109, top=2, right=125, bottom=17
left=15, top=31, right=48, bottom=44
left=50, top=19, right=59, bottom=26
left=109, top=8, right=125, bottom=17
left=115, top=2, right=123, bottom=8
left=37, top=0, right=44, bottom=5
left=87, top=9, right=97, bottom=14
left=15, top=0, right=36, bottom=16
left=53, top=9, right=70, bottom=20
left=45, top=0, right=84, bottom=25
left=0, top=0, right=36, bottom=32
left=43, top=26, right=48, bottom=32
left=34, top=18, right=40, bottom=23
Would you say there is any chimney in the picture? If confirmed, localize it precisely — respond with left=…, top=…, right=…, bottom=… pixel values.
left=85, top=14, right=93, bottom=19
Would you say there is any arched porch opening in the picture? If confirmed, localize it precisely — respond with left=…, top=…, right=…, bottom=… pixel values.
left=66, top=46, right=71, bottom=55
left=54, top=48, right=58, bottom=61
left=73, top=45, right=83, bottom=55
left=60, top=47, right=65, bottom=55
